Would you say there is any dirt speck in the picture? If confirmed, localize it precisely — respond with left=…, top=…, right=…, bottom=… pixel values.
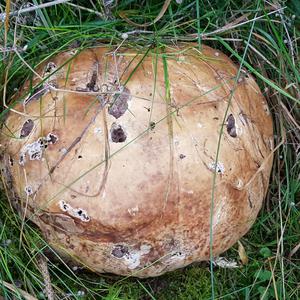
left=248, top=194, right=253, bottom=208
left=208, top=161, right=225, bottom=174
left=108, top=86, right=131, bottom=119
left=150, top=121, right=156, bottom=130
left=19, top=153, right=25, bottom=165
left=44, top=62, right=57, bottom=74
left=226, top=114, right=237, bottom=138
left=25, top=185, right=33, bottom=196
left=179, top=154, right=186, bottom=159
left=110, top=123, right=127, bottom=143
left=20, top=119, right=34, bottom=138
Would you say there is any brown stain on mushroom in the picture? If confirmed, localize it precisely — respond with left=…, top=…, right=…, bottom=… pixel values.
left=20, top=119, right=34, bottom=138
left=226, top=114, right=237, bottom=138
left=108, top=86, right=131, bottom=119
left=110, top=123, right=127, bottom=143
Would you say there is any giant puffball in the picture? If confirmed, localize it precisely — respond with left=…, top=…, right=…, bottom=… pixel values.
left=0, top=44, right=274, bottom=277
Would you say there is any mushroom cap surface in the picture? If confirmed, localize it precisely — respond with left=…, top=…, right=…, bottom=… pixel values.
left=0, top=45, right=273, bottom=277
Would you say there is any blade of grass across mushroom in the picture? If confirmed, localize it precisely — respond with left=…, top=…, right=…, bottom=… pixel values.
left=161, top=51, right=175, bottom=213
left=208, top=8, right=261, bottom=298
left=24, top=77, right=232, bottom=224
left=149, top=46, right=159, bottom=127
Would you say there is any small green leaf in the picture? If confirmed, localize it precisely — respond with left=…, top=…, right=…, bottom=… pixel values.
left=255, top=270, right=272, bottom=282
left=260, top=247, right=272, bottom=258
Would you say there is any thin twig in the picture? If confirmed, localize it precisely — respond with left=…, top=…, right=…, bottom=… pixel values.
left=0, top=0, right=71, bottom=21
left=188, top=7, right=286, bottom=38
left=247, top=42, right=277, bottom=70
left=66, top=2, right=105, bottom=18
left=37, top=255, right=55, bottom=300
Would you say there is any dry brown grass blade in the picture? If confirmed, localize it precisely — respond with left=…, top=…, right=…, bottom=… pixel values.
left=4, top=0, right=11, bottom=44
left=269, top=259, right=280, bottom=300
left=238, top=240, right=249, bottom=265
left=289, top=241, right=300, bottom=259
left=66, top=2, right=104, bottom=18
left=187, top=7, right=285, bottom=38
left=2, top=281, right=38, bottom=300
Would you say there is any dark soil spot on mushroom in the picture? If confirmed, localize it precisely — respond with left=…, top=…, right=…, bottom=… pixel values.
left=19, top=154, right=25, bottom=165
left=108, top=86, right=131, bottom=119
left=248, top=194, right=253, bottom=208
left=110, top=123, right=127, bottom=143
left=179, top=154, right=186, bottom=159
left=150, top=121, right=156, bottom=130
left=25, top=186, right=33, bottom=195
left=111, top=245, right=129, bottom=258
left=45, top=62, right=57, bottom=74
left=20, top=119, right=34, bottom=138
left=86, top=69, right=99, bottom=92
left=226, top=114, right=237, bottom=138
left=47, top=133, right=58, bottom=144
